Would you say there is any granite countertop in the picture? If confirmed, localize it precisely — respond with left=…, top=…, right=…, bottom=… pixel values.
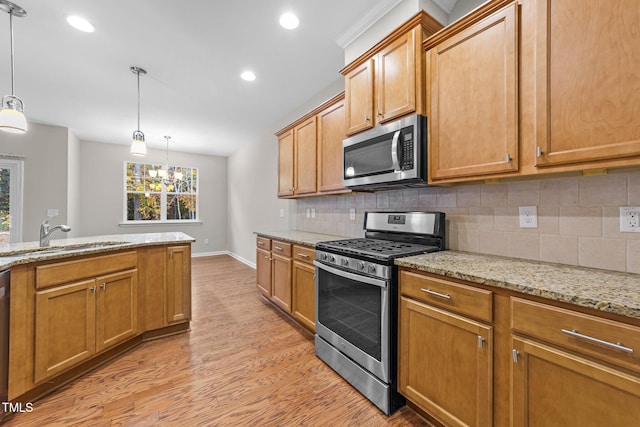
left=0, top=232, right=195, bottom=269
left=254, top=231, right=345, bottom=247
left=396, top=251, right=640, bottom=320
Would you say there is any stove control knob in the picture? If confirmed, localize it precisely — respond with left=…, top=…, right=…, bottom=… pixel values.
left=367, top=264, right=377, bottom=274
left=328, top=255, right=336, bottom=263
left=357, top=261, right=365, bottom=271
left=320, top=253, right=327, bottom=261
left=341, top=258, right=349, bottom=267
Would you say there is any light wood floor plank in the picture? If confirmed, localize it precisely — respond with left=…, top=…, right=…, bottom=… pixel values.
left=3, top=255, right=430, bottom=426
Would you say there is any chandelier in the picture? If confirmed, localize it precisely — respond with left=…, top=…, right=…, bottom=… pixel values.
left=147, top=136, right=183, bottom=189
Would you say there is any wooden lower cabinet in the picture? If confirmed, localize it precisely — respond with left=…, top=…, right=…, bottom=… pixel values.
left=256, top=247, right=272, bottom=297
left=165, top=245, right=191, bottom=324
left=271, top=253, right=292, bottom=313
left=511, top=337, right=640, bottom=426
left=34, top=269, right=138, bottom=384
left=398, top=295, right=493, bottom=426
left=291, top=244, right=316, bottom=332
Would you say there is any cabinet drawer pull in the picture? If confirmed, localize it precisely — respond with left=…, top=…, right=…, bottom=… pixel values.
left=274, top=246, right=284, bottom=252
left=536, top=146, right=542, bottom=158
left=91, top=284, right=97, bottom=293
left=512, top=349, right=519, bottom=363
left=561, top=329, right=634, bottom=354
left=258, top=241, right=264, bottom=246
left=421, top=288, right=451, bottom=300
left=505, top=153, right=511, bottom=163
left=297, top=253, right=310, bottom=259
left=101, top=283, right=106, bottom=290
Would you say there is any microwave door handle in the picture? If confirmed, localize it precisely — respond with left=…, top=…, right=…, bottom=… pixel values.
left=391, top=130, right=401, bottom=171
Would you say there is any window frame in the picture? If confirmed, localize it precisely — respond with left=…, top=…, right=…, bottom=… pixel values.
left=0, top=157, right=24, bottom=243
left=123, top=160, right=199, bottom=225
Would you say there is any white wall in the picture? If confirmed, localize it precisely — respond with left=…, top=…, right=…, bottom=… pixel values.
left=67, top=130, right=81, bottom=238
left=79, top=140, right=227, bottom=255
left=227, top=79, right=345, bottom=265
left=0, top=123, right=69, bottom=242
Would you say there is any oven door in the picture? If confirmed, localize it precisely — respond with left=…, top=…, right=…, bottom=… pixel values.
left=314, top=260, right=390, bottom=383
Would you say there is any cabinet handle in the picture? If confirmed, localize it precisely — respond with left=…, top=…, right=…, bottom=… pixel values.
left=561, top=329, right=634, bottom=354
left=505, top=153, right=511, bottom=163
left=274, top=246, right=284, bottom=252
left=536, top=146, right=542, bottom=158
left=100, top=283, right=107, bottom=290
left=170, top=250, right=173, bottom=259
left=420, top=288, right=451, bottom=300
left=365, top=115, right=370, bottom=122
left=478, top=336, right=484, bottom=349
left=297, top=253, right=310, bottom=259
left=377, top=109, right=382, bottom=118
left=258, top=241, right=264, bottom=246
left=512, top=349, right=519, bottom=363
left=91, top=284, right=97, bottom=293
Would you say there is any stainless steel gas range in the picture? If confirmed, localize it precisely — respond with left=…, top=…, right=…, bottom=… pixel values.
left=314, top=211, right=446, bottom=415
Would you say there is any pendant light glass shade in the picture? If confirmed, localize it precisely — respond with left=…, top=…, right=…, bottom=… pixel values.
left=0, top=1, right=27, bottom=134
left=129, top=66, right=147, bottom=156
left=0, top=95, right=27, bottom=133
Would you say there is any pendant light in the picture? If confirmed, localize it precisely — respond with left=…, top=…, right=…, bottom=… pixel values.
left=130, top=66, right=147, bottom=156
left=0, top=0, right=27, bottom=134
left=159, top=136, right=183, bottom=184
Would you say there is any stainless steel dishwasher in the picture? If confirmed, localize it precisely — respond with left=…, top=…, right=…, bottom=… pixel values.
left=0, top=270, right=9, bottom=406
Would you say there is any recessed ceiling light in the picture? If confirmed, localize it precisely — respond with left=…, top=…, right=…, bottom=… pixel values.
left=279, top=12, right=299, bottom=30
left=241, top=71, right=256, bottom=82
left=66, top=16, right=94, bottom=33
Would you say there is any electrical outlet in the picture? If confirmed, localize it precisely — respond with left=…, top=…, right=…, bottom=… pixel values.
left=311, top=208, right=315, bottom=219
left=47, top=209, right=59, bottom=217
left=279, top=208, right=285, bottom=218
left=620, top=207, right=640, bottom=232
left=306, top=208, right=310, bottom=219
left=519, top=206, right=538, bottom=228
left=350, top=208, right=356, bottom=221
left=204, top=238, right=209, bottom=245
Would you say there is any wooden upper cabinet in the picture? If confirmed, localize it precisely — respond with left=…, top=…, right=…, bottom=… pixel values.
left=427, top=2, right=519, bottom=182
left=377, top=31, right=416, bottom=123
left=533, top=0, right=640, bottom=168
left=342, top=12, right=443, bottom=136
left=317, top=96, right=347, bottom=193
left=276, top=93, right=349, bottom=198
left=344, top=59, right=374, bottom=135
left=277, top=130, right=294, bottom=197
left=293, top=117, right=317, bottom=195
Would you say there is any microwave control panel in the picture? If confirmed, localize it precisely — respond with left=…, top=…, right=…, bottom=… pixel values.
left=400, top=127, right=414, bottom=170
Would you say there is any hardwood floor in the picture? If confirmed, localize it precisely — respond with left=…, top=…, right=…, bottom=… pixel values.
left=3, top=255, right=431, bottom=426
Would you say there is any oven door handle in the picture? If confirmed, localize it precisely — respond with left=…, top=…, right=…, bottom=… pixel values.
left=391, top=130, right=401, bottom=172
left=314, top=261, right=388, bottom=288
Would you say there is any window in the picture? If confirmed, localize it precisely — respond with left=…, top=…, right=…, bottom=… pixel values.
left=124, top=162, right=198, bottom=223
left=0, top=157, right=23, bottom=243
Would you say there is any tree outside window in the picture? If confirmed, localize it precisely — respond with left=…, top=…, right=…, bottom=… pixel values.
left=125, top=162, right=198, bottom=222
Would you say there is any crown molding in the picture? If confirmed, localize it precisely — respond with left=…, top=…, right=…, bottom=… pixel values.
left=335, top=0, right=405, bottom=49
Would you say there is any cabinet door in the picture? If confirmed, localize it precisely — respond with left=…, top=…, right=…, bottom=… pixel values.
left=398, top=296, right=492, bottom=427
left=95, top=269, right=138, bottom=352
left=512, top=337, right=640, bottom=426
left=34, top=280, right=96, bottom=383
left=345, top=59, right=374, bottom=135
left=533, top=0, right=640, bottom=167
left=377, top=30, right=416, bottom=123
left=166, top=245, right=191, bottom=324
left=256, top=247, right=272, bottom=297
left=278, top=130, right=294, bottom=197
left=292, top=260, right=315, bottom=332
left=271, top=253, right=292, bottom=313
left=317, top=98, right=347, bottom=193
left=294, top=117, right=317, bottom=195
left=429, top=3, right=518, bottom=181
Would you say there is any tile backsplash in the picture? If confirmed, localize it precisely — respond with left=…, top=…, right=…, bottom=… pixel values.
left=295, top=170, right=640, bottom=274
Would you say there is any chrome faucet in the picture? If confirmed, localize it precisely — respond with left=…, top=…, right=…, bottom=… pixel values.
left=40, top=220, right=71, bottom=247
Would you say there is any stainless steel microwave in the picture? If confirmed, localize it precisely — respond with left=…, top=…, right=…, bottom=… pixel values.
left=342, top=114, right=427, bottom=190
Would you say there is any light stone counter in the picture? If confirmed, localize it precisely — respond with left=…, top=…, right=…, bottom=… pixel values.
left=0, top=232, right=195, bottom=269
left=254, top=231, right=345, bottom=247
left=396, top=251, right=640, bottom=320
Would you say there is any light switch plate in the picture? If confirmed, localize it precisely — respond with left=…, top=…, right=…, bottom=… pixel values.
left=311, top=208, right=315, bottom=219
left=47, top=209, right=59, bottom=217
left=350, top=208, right=356, bottom=221
left=279, top=208, right=285, bottom=218
left=620, top=207, right=640, bottom=232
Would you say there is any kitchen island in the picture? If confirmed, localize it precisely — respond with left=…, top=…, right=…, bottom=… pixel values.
left=4, top=232, right=194, bottom=404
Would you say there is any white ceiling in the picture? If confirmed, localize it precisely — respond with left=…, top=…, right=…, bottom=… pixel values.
left=0, top=0, right=398, bottom=156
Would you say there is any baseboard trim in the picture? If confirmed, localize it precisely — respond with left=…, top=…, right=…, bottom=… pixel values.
left=191, top=250, right=256, bottom=269
left=228, top=252, right=256, bottom=269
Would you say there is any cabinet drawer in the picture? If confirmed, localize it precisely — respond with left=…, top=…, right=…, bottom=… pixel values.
left=511, top=298, right=640, bottom=372
left=256, top=237, right=271, bottom=251
left=271, top=240, right=292, bottom=257
left=292, top=245, right=315, bottom=264
left=36, top=251, right=138, bottom=289
left=399, top=269, right=493, bottom=323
